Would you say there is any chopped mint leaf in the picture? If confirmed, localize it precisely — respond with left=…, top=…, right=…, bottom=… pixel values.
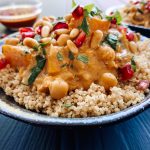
left=34, top=34, right=41, bottom=42
left=84, top=3, right=95, bottom=13
left=90, top=7, right=103, bottom=18
left=131, top=57, right=136, bottom=72
left=72, top=0, right=77, bottom=8
left=61, top=63, right=68, bottom=68
left=68, top=51, right=75, bottom=60
left=105, top=34, right=119, bottom=50
left=63, top=104, right=72, bottom=108
left=28, top=55, right=46, bottom=85
left=78, top=16, right=89, bottom=35
left=77, top=54, right=89, bottom=64
left=57, top=52, right=63, bottom=61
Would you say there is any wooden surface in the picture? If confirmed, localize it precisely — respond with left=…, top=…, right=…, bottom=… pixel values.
left=0, top=0, right=150, bottom=150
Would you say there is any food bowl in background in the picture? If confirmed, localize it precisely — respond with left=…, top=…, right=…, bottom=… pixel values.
left=0, top=0, right=42, bottom=30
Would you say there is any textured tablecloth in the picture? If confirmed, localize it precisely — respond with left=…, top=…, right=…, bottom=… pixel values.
left=0, top=0, right=150, bottom=149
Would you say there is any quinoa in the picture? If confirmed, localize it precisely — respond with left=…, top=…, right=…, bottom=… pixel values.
left=0, top=39, right=150, bottom=118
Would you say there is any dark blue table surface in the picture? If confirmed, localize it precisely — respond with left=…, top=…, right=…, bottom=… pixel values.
left=0, top=108, right=150, bottom=150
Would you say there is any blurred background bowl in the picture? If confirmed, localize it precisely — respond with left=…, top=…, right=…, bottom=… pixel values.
left=0, top=0, right=42, bottom=30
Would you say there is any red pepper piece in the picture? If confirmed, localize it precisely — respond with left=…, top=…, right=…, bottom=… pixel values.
left=111, top=18, right=117, bottom=24
left=53, top=22, right=68, bottom=31
left=0, top=58, right=9, bottom=70
left=21, top=32, right=35, bottom=40
left=145, top=1, right=150, bottom=11
left=72, top=6, right=84, bottom=19
left=36, top=26, right=42, bottom=35
left=74, top=31, right=86, bottom=47
left=126, top=32, right=134, bottom=41
left=120, top=64, right=134, bottom=81
left=19, top=27, right=34, bottom=33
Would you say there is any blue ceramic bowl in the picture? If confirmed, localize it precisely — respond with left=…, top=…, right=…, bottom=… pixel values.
left=0, top=33, right=150, bottom=127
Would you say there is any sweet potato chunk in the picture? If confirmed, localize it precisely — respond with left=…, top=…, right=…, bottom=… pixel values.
left=47, top=45, right=62, bottom=74
left=88, top=17, right=110, bottom=32
left=2, top=45, right=32, bottom=68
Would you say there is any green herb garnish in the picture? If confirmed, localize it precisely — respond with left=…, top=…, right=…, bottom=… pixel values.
left=106, top=11, right=122, bottom=25
left=105, top=34, right=119, bottom=50
left=61, top=63, right=68, bottom=68
left=72, top=0, right=77, bottom=8
left=78, top=16, right=89, bottom=35
left=84, top=4, right=95, bottom=13
left=34, top=35, right=41, bottom=42
left=68, top=51, right=75, bottom=60
left=137, top=8, right=143, bottom=14
left=33, top=46, right=39, bottom=51
left=28, top=55, right=46, bottom=85
left=131, top=57, right=136, bottom=72
left=63, top=104, right=72, bottom=108
left=90, top=6, right=103, bottom=18
left=57, top=52, right=63, bottom=61
left=77, top=54, right=89, bottom=64
left=39, top=42, right=50, bottom=47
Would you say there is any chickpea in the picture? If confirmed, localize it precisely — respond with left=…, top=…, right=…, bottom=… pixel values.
left=98, top=46, right=115, bottom=61
left=5, top=38, right=19, bottom=46
left=49, top=78, right=69, bottom=99
left=23, top=38, right=39, bottom=48
left=99, top=73, right=118, bottom=90
left=91, top=30, right=103, bottom=49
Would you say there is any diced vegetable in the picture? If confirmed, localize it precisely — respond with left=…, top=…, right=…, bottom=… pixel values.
left=53, top=22, right=68, bottom=31
left=36, top=26, right=42, bottom=35
left=88, top=17, right=110, bottom=32
left=120, top=64, right=134, bottom=81
left=2, top=45, right=32, bottom=68
left=131, top=57, right=136, bottom=72
left=74, top=31, right=86, bottom=47
left=0, top=58, right=9, bottom=70
left=47, top=45, right=61, bottom=74
left=19, top=27, right=34, bottom=33
left=77, top=54, right=89, bottom=64
left=126, top=32, right=134, bottom=41
left=21, top=32, right=35, bottom=40
left=137, top=80, right=150, bottom=90
left=72, top=6, right=84, bottom=19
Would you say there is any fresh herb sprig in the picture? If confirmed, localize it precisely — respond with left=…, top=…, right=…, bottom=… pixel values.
left=105, top=33, right=119, bottom=50
left=131, top=57, right=136, bottom=72
left=57, top=52, right=63, bottom=61
left=28, top=55, right=46, bottom=85
left=77, top=54, right=89, bottom=64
